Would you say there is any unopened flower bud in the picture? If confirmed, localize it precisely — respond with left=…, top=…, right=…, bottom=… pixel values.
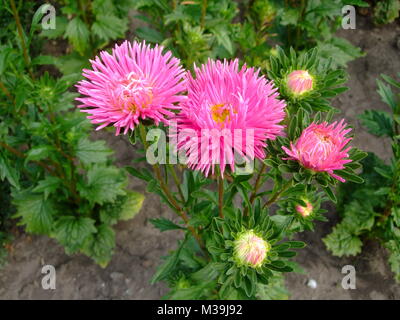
left=296, top=200, right=313, bottom=217
left=287, top=70, right=314, bottom=96
left=234, top=230, right=270, bottom=268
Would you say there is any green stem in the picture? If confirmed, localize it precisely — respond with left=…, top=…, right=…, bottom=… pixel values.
left=250, top=162, right=267, bottom=204
left=0, top=141, right=52, bottom=172
left=201, top=0, right=208, bottom=28
left=218, top=173, right=224, bottom=218
left=263, top=180, right=292, bottom=209
left=138, top=125, right=208, bottom=256
left=78, top=0, right=89, bottom=25
left=295, top=0, right=307, bottom=50
left=167, top=164, right=185, bottom=204
left=243, top=162, right=267, bottom=216
left=10, top=0, right=35, bottom=79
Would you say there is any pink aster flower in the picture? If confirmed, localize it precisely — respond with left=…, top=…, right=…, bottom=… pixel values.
left=296, top=199, right=313, bottom=217
left=234, top=230, right=270, bottom=268
left=76, top=41, right=186, bottom=135
left=174, top=59, right=286, bottom=176
left=282, top=120, right=353, bottom=182
left=286, top=70, right=314, bottom=96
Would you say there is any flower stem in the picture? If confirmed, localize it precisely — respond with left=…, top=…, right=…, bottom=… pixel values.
left=167, top=164, right=185, bottom=204
left=243, top=162, right=267, bottom=216
left=0, top=141, right=53, bottom=173
left=218, top=173, right=224, bottom=218
left=201, top=0, right=208, bottom=28
left=10, top=0, right=35, bottom=80
left=250, top=162, right=266, bottom=204
left=295, top=0, right=307, bottom=50
left=263, top=179, right=292, bottom=209
left=138, top=125, right=208, bottom=257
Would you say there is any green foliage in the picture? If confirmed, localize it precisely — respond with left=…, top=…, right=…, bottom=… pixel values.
left=359, top=110, right=393, bottom=137
left=65, top=17, right=90, bottom=55
left=373, top=0, right=400, bottom=25
left=268, top=0, right=365, bottom=67
left=256, top=274, right=289, bottom=300
left=324, top=74, right=400, bottom=282
left=0, top=6, right=144, bottom=266
left=35, top=0, right=132, bottom=77
left=150, top=217, right=185, bottom=232
left=130, top=0, right=365, bottom=69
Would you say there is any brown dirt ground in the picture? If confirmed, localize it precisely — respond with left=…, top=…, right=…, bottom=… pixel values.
left=0, top=16, right=399, bottom=300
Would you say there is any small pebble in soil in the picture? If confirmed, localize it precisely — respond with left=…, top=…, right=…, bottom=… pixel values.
left=110, top=272, right=124, bottom=281
left=307, top=279, right=318, bottom=289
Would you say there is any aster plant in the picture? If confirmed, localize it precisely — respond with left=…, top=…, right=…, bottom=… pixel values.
left=76, top=43, right=367, bottom=299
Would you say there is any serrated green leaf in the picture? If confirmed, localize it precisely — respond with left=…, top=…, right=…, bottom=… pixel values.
left=78, top=165, right=126, bottom=205
left=55, top=216, right=96, bottom=254
left=13, top=194, right=54, bottom=234
left=75, top=138, right=112, bottom=165
left=323, top=225, right=363, bottom=257
left=119, top=191, right=144, bottom=220
left=32, top=176, right=61, bottom=199
left=212, top=26, right=234, bottom=55
left=0, top=155, right=20, bottom=189
left=149, top=217, right=184, bottom=232
left=25, top=145, right=53, bottom=163
left=65, top=17, right=90, bottom=55
left=92, top=15, right=128, bottom=41
left=82, top=224, right=116, bottom=267
left=359, top=110, right=393, bottom=137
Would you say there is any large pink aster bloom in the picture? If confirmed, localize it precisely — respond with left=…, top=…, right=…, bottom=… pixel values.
left=282, top=120, right=352, bottom=182
left=76, top=41, right=186, bottom=135
left=174, top=59, right=286, bottom=177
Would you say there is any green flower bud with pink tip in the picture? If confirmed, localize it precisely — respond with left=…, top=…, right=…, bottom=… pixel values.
left=286, top=70, right=314, bottom=96
left=233, top=230, right=271, bottom=268
left=296, top=199, right=314, bottom=217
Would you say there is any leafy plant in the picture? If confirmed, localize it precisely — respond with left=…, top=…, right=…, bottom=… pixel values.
left=0, top=0, right=144, bottom=266
left=373, top=0, right=400, bottom=25
left=242, top=0, right=367, bottom=68
left=323, top=74, right=400, bottom=281
left=36, top=0, right=134, bottom=78
left=131, top=0, right=366, bottom=70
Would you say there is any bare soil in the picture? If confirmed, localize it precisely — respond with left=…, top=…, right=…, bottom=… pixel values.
left=0, top=16, right=399, bottom=300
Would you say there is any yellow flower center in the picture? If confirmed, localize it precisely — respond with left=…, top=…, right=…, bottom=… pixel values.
left=211, top=103, right=230, bottom=123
